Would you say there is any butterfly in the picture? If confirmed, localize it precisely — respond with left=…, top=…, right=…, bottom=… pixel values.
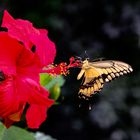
left=77, top=58, right=133, bottom=103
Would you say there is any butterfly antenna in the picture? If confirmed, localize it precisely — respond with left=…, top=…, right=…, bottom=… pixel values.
left=84, top=50, right=89, bottom=60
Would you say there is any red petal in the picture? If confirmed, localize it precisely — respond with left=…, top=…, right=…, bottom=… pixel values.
left=26, top=104, right=50, bottom=129
left=30, top=29, right=56, bottom=66
left=0, top=76, right=21, bottom=118
left=15, top=47, right=54, bottom=105
left=0, top=32, right=23, bottom=75
left=1, top=10, right=32, bottom=49
left=0, top=76, right=24, bottom=127
left=3, top=102, right=25, bottom=128
left=1, top=10, right=33, bottom=49
left=8, top=104, right=25, bottom=122
left=16, top=47, right=41, bottom=83
left=2, top=10, right=56, bottom=66
left=16, top=76, right=54, bottom=106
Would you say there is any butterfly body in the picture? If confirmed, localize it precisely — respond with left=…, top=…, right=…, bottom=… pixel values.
left=77, top=59, right=133, bottom=101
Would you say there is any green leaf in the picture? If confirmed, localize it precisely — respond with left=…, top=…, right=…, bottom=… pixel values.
left=40, top=73, right=65, bottom=101
left=55, top=75, right=65, bottom=87
left=49, top=84, right=61, bottom=100
left=0, top=123, right=35, bottom=140
left=40, top=73, right=65, bottom=90
left=45, top=75, right=65, bottom=90
left=40, top=73, right=53, bottom=86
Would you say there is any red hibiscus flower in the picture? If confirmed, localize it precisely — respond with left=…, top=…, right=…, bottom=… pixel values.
left=0, top=32, right=54, bottom=128
left=0, top=10, right=56, bottom=129
left=0, top=10, right=80, bottom=129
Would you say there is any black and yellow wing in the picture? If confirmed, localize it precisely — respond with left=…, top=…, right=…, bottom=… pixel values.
left=77, top=59, right=133, bottom=100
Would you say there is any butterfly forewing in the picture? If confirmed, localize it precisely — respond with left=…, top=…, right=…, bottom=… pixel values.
left=90, top=60, right=132, bottom=79
left=78, top=60, right=133, bottom=100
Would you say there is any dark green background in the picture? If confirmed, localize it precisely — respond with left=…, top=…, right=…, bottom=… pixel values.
left=0, top=0, right=140, bottom=140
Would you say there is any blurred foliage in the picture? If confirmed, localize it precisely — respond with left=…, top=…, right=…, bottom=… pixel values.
left=0, top=123, right=56, bottom=140
left=34, top=132, right=56, bottom=140
left=0, top=123, right=35, bottom=140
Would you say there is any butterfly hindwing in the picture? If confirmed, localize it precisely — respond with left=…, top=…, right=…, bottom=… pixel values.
left=78, top=67, right=104, bottom=100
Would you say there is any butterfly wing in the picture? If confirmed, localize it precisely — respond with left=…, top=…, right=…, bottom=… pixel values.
left=78, top=60, right=133, bottom=100
left=90, top=60, right=133, bottom=82
left=78, top=67, right=104, bottom=100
